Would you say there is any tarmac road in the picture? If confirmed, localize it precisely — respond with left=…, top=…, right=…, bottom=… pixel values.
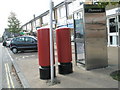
left=0, top=43, right=22, bottom=88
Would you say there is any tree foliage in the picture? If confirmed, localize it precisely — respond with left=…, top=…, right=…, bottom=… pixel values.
left=8, top=12, right=21, bottom=36
left=96, top=1, right=120, bottom=8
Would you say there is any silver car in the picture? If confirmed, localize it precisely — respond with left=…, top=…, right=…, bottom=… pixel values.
left=6, top=38, right=13, bottom=47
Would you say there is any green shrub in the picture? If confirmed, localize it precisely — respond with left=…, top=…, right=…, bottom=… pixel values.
left=110, top=70, right=120, bottom=81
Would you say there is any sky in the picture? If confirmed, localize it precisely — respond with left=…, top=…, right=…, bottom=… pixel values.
left=0, top=0, right=64, bottom=37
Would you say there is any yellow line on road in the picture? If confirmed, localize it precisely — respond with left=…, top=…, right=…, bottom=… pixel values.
left=5, top=64, right=11, bottom=88
left=6, top=64, right=15, bottom=88
left=5, top=63, right=15, bottom=88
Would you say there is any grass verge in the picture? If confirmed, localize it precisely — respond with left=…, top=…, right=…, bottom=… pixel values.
left=110, top=70, right=120, bottom=81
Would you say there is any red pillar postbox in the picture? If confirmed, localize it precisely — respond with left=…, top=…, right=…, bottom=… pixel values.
left=37, top=28, right=55, bottom=79
left=56, top=27, right=73, bottom=75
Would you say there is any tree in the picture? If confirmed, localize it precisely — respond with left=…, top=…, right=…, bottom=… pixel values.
left=96, top=1, right=120, bottom=8
left=8, top=12, right=21, bottom=37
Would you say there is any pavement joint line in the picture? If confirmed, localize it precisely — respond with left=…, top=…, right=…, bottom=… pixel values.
left=5, top=48, right=30, bottom=88
left=5, top=63, right=11, bottom=88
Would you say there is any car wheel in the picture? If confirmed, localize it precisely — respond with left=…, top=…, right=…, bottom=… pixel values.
left=12, top=48, right=18, bottom=54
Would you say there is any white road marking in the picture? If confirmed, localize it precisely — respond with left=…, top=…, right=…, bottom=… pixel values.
left=6, top=48, right=14, bottom=62
left=25, top=56, right=29, bottom=58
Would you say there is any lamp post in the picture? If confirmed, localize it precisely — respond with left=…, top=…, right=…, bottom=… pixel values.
left=49, top=0, right=54, bottom=84
left=33, top=14, right=37, bottom=30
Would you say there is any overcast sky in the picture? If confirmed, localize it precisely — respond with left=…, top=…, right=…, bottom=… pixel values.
left=0, top=0, right=64, bottom=37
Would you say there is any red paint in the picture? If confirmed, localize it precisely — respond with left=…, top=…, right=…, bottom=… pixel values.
left=56, top=28, right=72, bottom=63
left=37, top=28, right=54, bottom=66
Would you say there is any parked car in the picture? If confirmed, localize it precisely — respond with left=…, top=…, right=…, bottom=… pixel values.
left=10, top=36, right=37, bottom=54
left=2, top=40, right=6, bottom=46
left=6, top=38, right=13, bottom=47
left=2, top=38, right=13, bottom=47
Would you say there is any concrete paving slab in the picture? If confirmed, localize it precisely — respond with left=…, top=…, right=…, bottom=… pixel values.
left=9, top=46, right=119, bottom=88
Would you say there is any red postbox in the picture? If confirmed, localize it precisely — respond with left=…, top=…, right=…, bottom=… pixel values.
left=37, top=28, right=55, bottom=79
left=56, top=27, right=73, bottom=75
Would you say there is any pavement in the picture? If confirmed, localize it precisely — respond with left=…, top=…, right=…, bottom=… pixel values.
left=8, top=44, right=119, bottom=88
left=0, top=44, right=2, bottom=90
left=0, top=44, right=23, bottom=88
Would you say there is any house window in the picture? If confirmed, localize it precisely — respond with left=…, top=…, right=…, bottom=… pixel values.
left=118, top=15, right=120, bottom=22
left=110, top=36, right=112, bottom=45
left=59, top=6, right=66, bottom=18
left=109, top=18, right=116, bottom=33
left=110, top=36, right=118, bottom=45
left=68, top=3, right=73, bottom=16
left=42, top=15, right=49, bottom=24
left=117, top=36, right=118, bottom=45
left=36, top=19, right=40, bottom=26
